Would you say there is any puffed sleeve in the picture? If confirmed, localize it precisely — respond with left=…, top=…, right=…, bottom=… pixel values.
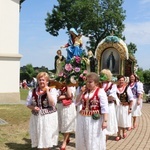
left=109, top=84, right=120, bottom=105
left=69, top=86, right=77, bottom=102
left=26, top=89, right=33, bottom=106
left=98, top=88, right=109, bottom=114
left=127, top=87, right=134, bottom=101
left=50, top=88, right=58, bottom=105
left=137, top=82, right=144, bottom=94
left=109, top=84, right=117, bottom=97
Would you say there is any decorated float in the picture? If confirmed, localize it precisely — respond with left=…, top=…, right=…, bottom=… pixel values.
left=95, top=35, right=137, bottom=77
left=50, top=33, right=137, bottom=88
left=50, top=28, right=88, bottom=88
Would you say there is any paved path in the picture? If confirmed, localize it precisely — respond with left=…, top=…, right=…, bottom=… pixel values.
left=54, top=102, right=150, bottom=150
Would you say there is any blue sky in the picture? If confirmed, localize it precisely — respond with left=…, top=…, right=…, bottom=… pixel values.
left=19, top=0, right=150, bottom=70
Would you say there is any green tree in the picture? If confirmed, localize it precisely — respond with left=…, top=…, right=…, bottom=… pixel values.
left=20, top=64, right=51, bottom=82
left=45, top=0, right=126, bottom=51
left=20, top=72, right=30, bottom=82
left=20, top=0, right=26, bottom=10
left=136, top=68, right=144, bottom=83
left=20, top=64, right=36, bottom=82
left=20, top=0, right=25, bottom=4
left=127, top=42, right=137, bottom=56
left=25, top=64, right=36, bottom=78
left=143, top=70, right=150, bottom=84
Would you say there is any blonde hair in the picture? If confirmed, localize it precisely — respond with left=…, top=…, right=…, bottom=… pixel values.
left=86, top=72, right=99, bottom=84
left=100, top=69, right=112, bottom=81
left=36, top=72, right=50, bottom=82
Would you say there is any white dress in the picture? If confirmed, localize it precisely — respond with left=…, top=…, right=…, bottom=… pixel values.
left=57, top=86, right=76, bottom=133
left=76, top=88, right=108, bottom=150
left=130, top=82, right=142, bottom=116
left=137, top=81, right=144, bottom=110
left=26, top=88, right=59, bottom=148
left=102, top=82, right=118, bottom=135
left=116, top=86, right=134, bottom=128
left=75, top=86, right=82, bottom=113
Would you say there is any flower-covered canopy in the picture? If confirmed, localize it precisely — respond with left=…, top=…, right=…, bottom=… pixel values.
left=95, top=35, right=129, bottom=60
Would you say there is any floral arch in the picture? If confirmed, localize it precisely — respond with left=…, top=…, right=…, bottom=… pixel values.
left=95, top=35, right=131, bottom=75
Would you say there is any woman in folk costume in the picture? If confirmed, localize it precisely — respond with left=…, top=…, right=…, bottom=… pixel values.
left=115, top=75, right=134, bottom=141
left=136, top=76, right=144, bottom=110
left=26, top=72, right=59, bottom=150
left=61, top=28, right=83, bottom=62
left=76, top=72, right=109, bottom=150
left=128, top=74, right=143, bottom=130
left=57, top=85, right=76, bottom=150
left=100, top=69, right=119, bottom=141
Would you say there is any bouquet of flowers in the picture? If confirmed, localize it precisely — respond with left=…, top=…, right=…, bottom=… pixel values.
left=55, top=56, right=88, bottom=87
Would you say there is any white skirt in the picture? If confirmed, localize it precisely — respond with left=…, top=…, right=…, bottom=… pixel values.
left=76, top=114, right=106, bottom=150
left=57, top=102, right=76, bottom=133
left=116, top=104, right=131, bottom=128
left=132, top=98, right=142, bottom=116
left=106, top=103, right=118, bottom=135
left=29, top=111, right=59, bottom=148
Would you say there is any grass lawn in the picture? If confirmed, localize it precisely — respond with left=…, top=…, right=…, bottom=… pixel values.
left=0, top=104, right=34, bottom=150
left=20, top=88, right=30, bottom=100
left=0, top=89, right=64, bottom=150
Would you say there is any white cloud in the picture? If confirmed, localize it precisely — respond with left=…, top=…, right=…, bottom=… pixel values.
left=124, top=22, right=150, bottom=45
left=139, top=0, right=150, bottom=4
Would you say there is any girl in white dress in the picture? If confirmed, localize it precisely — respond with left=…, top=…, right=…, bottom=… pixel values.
left=26, top=72, right=59, bottom=150
left=76, top=72, right=108, bottom=150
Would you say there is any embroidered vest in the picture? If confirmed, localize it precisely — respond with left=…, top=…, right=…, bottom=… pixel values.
left=117, top=86, right=129, bottom=103
left=80, top=88, right=101, bottom=116
left=31, top=88, right=56, bottom=115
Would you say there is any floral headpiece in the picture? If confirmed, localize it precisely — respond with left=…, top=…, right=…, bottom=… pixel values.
left=100, top=69, right=112, bottom=82
left=99, top=73, right=108, bottom=81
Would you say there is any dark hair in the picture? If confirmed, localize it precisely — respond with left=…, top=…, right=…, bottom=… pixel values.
left=129, top=74, right=138, bottom=84
left=117, top=75, right=125, bottom=80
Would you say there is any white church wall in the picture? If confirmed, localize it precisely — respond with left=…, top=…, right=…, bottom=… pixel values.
left=0, top=0, right=22, bottom=103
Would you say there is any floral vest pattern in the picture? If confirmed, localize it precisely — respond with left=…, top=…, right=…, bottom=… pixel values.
left=81, top=87, right=101, bottom=112
left=31, top=88, right=56, bottom=115
left=117, top=86, right=129, bottom=103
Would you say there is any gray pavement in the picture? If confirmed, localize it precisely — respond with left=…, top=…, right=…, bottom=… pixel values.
left=55, top=102, right=150, bottom=150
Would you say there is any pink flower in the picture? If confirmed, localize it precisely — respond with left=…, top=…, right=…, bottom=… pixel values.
left=74, top=67, right=80, bottom=72
left=80, top=74, right=83, bottom=77
left=65, top=64, right=73, bottom=71
left=59, top=72, right=64, bottom=77
left=83, top=76, right=86, bottom=80
left=75, top=56, right=81, bottom=63
left=83, top=70, right=88, bottom=74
